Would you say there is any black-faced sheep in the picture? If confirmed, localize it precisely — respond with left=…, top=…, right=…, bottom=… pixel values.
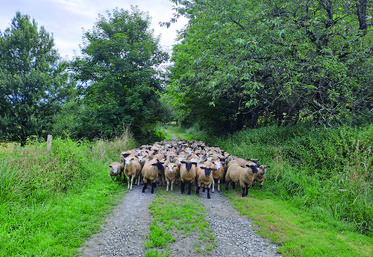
left=196, top=161, right=214, bottom=199
left=142, top=159, right=164, bottom=194
left=252, top=165, right=270, bottom=190
left=239, top=162, right=258, bottom=197
left=179, top=160, right=197, bottom=195
left=226, top=162, right=258, bottom=197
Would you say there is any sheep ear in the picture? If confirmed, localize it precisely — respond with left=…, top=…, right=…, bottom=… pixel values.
left=109, top=165, right=112, bottom=168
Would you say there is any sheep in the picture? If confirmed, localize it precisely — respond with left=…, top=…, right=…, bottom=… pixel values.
left=124, top=156, right=142, bottom=190
left=196, top=161, right=214, bottom=199
left=239, top=162, right=259, bottom=197
left=211, top=159, right=224, bottom=192
left=225, top=162, right=258, bottom=196
left=252, top=165, right=270, bottom=190
left=179, top=160, right=198, bottom=195
left=225, top=163, right=243, bottom=191
left=142, top=159, right=164, bottom=194
left=164, top=161, right=179, bottom=191
left=109, top=162, right=124, bottom=181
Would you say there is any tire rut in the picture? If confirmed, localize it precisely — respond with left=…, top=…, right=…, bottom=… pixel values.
left=80, top=186, right=155, bottom=257
left=199, top=191, right=282, bottom=257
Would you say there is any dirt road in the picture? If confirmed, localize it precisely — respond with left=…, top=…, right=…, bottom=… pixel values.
left=79, top=185, right=281, bottom=257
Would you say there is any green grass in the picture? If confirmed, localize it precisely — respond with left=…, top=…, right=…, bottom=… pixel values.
left=163, top=124, right=206, bottom=141
left=145, top=189, right=216, bottom=256
left=223, top=190, right=373, bottom=257
left=0, top=132, right=137, bottom=256
left=213, top=123, right=373, bottom=235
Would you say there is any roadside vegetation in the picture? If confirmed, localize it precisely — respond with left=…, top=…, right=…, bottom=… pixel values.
left=0, top=131, right=137, bottom=256
left=207, top=121, right=372, bottom=257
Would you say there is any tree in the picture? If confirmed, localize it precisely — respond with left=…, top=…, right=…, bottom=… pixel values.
left=0, top=12, right=72, bottom=145
left=70, top=6, right=169, bottom=140
left=167, top=0, right=372, bottom=134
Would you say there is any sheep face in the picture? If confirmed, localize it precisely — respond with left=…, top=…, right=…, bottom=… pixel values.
left=201, top=167, right=212, bottom=177
left=109, top=165, right=120, bottom=176
left=151, top=161, right=164, bottom=171
left=166, top=163, right=176, bottom=173
left=246, top=163, right=258, bottom=173
left=125, top=157, right=135, bottom=166
left=258, top=165, right=270, bottom=174
left=213, top=161, right=221, bottom=170
left=181, top=161, right=197, bottom=171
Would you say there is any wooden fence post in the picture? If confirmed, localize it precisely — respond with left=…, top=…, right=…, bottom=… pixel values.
left=47, top=135, right=52, bottom=151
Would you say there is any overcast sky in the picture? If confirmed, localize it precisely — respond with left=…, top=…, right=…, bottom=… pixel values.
left=0, top=0, right=188, bottom=60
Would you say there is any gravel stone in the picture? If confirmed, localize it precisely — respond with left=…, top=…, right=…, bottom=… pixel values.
left=199, top=190, right=282, bottom=257
left=80, top=185, right=281, bottom=257
left=79, top=186, right=155, bottom=257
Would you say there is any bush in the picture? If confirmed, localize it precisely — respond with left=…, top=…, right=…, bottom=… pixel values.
left=214, top=122, right=373, bottom=236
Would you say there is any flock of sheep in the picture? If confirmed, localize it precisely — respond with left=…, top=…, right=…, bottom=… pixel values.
left=109, top=139, right=270, bottom=198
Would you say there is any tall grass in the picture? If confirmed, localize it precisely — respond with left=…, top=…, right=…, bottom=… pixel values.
left=0, top=130, right=137, bottom=256
left=214, top=123, right=373, bottom=236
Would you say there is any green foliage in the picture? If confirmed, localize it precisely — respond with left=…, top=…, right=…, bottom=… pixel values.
left=214, top=122, right=373, bottom=236
left=167, top=0, right=373, bottom=134
left=0, top=131, right=137, bottom=256
left=69, top=6, right=169, bottom=141
left=0, top=12, right=74, bottom=145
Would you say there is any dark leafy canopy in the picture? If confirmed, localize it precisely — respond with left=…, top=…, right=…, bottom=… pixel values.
left=70, top=6, right=169, bottom=140
left=167, top=0, right=373, bottom=135
left=0, top=12, right=72, bottom=145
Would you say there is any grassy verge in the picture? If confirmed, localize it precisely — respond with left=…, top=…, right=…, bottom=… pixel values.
left=0, top=132, right=137, bottom=256
left=163, top=124, right=206, bottom=141
left=145, top=189, right=216, bottom=257
left=223, top=189, right=373, bottom=257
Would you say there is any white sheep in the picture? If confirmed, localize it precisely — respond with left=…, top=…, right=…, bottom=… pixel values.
left=109, top=162, right=124, bottom=181
left=124, top=156, right=142, bottom=190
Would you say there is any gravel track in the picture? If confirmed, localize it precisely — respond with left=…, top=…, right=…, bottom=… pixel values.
left=80, top=184, right=281, bottom=257
left=200, top=191, right=281, bottom=257
left=80, top=186, right=155, bottom=257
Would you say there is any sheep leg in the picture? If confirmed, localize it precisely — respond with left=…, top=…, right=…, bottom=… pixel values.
left=260, top=183, right=263, bottom=190
left=232, top=183, right=236, bottom=190
left=196, top=185, right=200, bottom=195
left=142, top=180, right=148, bottom=193
left=225, top=182, right=229, bottom=190
left=242, top=186, right=246, bottom=197
left=188, top=182, right=192, bottom=195
left=211, top=179, right=215, bottom=193
left=181, top=181, right=185, bottom=194
left=207, top=187, right=211, bottom=199
left=218, top=179, right=221, bottom=191
left=130, top=176, right=135, bottom=190
left=166, top=179, right=170, bottom=191
left=151, top=182, right=156, bottom=194
left=171, top=180, right=174, bottom=191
